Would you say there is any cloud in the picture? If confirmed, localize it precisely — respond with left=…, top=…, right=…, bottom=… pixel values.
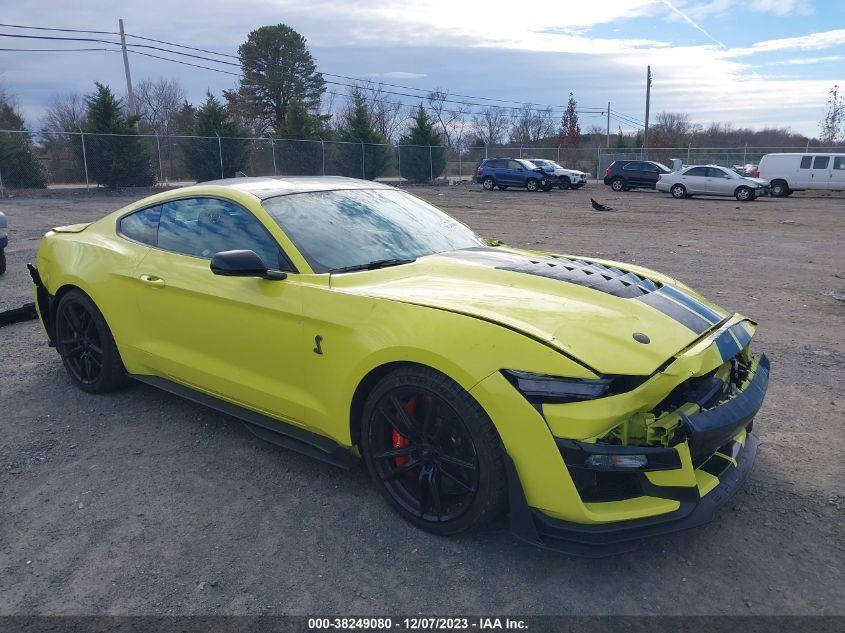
left=371, top=71, right=427, bottom=79
left=765, top=55, right=845, bottom=66
left=727, top=28, right=845, bottom=57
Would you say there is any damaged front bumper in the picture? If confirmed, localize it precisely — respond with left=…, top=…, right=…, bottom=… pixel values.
left=505, top=348, right=769, bottom=557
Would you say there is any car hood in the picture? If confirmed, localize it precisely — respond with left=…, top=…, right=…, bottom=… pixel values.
left=553, top=168, right=585, bottom=177
left=331, top=247, right=730, bottom=375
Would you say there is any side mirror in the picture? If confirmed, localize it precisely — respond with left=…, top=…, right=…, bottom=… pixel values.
left=210, top=250, right=286, bottom=280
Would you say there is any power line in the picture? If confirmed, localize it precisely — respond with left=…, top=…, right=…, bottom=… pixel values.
left=0, top=22, right=118, bottom=35
left=0, top=23, right=646, bottom=124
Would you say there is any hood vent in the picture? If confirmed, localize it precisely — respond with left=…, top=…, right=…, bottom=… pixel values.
left=496, top=256, right=660, bottom=299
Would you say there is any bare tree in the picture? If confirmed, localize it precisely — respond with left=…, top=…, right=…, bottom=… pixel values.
left=427, top=88, right=471, bottom=150
left=471, top=107, right=508, bottom=147
left=41, top=92, right=86, bottom=134
left=819, top=85, right=844, bottom=145
left=135, top=77, right=187, bottom=135
left=363, top=82, right=406, bottom=143
left=650, top=112, right=696, bottom=147
left=509, top=105, right=556, bottom=147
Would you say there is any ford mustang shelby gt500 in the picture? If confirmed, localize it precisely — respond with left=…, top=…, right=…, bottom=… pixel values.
left=29, top=177, right=769, bottom=555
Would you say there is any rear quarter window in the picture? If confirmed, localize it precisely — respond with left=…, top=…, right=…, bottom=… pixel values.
left=800, top=156, right=812, bottom=169
left=118, top=205, right=160, bottom=246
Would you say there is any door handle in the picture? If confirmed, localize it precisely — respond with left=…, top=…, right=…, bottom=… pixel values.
left=139, top=274, right=166, bottom=288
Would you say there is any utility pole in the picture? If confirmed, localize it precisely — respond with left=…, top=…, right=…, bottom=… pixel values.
left=119, top=19, right=136, bottom=116
left=643, top=66, right=652, bottom=157
left=606, top=101, right=611, bottom=148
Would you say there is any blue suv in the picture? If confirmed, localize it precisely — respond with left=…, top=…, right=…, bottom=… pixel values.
left=476, top=158, right=552, bottom=192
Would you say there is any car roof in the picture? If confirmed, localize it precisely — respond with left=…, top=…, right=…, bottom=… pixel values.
left=198, top=176, right=396, bottom=200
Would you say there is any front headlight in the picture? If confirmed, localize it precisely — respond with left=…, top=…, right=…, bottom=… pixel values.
left=501, top=370, right=645, bottom=404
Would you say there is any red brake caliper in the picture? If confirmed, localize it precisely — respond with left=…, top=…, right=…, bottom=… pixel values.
left=392, top=395, right=417, bottom=467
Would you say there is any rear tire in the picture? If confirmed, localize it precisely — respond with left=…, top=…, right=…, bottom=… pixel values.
left=670, top=184, right=687, bottom=199
left=55, top=289, right=130, bottom=393
left=482, top=177, right=495, bottom=191
left=610, top=178, right=626, bottom=192
left=0, top=249, right=5, bottom=276
left=770, top=180, right=790, bottom=197
left=360, top=366, right=507, bottom=536
left=558, top=176, right=572, bottom=190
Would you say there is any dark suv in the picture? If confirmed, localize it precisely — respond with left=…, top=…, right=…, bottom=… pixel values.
left=603, top=160, right=671, bottom=192
left=476, top=158, right=552, bottom=192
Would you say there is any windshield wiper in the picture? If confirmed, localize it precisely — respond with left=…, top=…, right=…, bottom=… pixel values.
left=329, top=258, right=415, bottom=274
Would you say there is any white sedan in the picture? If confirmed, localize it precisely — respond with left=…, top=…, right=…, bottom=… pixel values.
left=657, top=165, right=769, bottom=202
left=528, top=159, right=588, bottom=189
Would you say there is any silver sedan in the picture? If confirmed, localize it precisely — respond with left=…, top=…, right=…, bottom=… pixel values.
left=657, top=165, right=769, bottom=202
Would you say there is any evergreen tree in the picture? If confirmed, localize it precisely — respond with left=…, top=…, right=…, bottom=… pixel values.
left=181, top=92, right=249, bottom=182
left=558, top=93, right=581, bottom=147
left=233, top=24, right=327, bottom=136
left=82, top=83, right=155, bottom=188
left=0, top=93, right=46, bottom=188
left=275, top=97, right=324, bottom=175
left=336, top=87, right=390, bottom=180
left=398, top=105, right=444, bottom=182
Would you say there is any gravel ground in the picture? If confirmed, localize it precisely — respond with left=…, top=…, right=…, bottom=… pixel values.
left=0, top=184, right=843, bottom=615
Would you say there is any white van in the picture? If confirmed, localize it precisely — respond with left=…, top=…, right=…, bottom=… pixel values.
left=757, top=153, right=845, bottom=196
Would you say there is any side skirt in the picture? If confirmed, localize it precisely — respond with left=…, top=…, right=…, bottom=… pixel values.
left=130, top=374, right=358, bottom=469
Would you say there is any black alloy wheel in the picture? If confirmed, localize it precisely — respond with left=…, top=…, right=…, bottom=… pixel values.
left=57, top=298, right=103, bottom=386
left=361, top=367, right=506, bottom=535
left=55, top=290, right=129, bottom=393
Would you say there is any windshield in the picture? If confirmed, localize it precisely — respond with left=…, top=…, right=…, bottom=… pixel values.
left=262, top=188, right=485, bottom=273
left=653, top=162, right=671, bottom=173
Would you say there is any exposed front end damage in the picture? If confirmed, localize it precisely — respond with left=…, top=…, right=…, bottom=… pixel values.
left=504, top=317, right=769, bottom=556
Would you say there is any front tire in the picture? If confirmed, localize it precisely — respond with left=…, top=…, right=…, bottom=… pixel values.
left=735, top=186, right=755, bottom=202
left=610, top=177, right=626, bottom=192
left=482, top=176, right=495, bottom=191
left=55, top=289, right=130, bottom=393
left=526, top=178, right=539, bottom=192
left=558, top=176, right=572, bottom=190
left=361, top=366, right=507, bottom=536
left=670, top=184, right=687, bottom=199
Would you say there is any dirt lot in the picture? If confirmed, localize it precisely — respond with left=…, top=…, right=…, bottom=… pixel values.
left=0, top=183, right=843, bottom=615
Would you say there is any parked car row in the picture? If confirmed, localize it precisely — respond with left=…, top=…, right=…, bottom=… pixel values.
left=603, top=152, right=845, bottom=202
left=476, top=157, right=588, bottom=192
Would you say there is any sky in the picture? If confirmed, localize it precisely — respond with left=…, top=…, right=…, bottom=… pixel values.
left=1, top=0, right=844, bottom=137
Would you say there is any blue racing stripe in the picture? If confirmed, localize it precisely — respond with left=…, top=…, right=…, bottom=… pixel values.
left=660, top=285, right=723, bottom=324
left=715, top=329, right=741, bottom=360
left=730, top=322, right=752, bottom=349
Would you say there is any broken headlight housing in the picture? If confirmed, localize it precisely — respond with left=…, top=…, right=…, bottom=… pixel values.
left=502, top=370, right=645, bottom=405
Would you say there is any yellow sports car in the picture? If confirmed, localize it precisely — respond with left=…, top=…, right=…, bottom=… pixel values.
left=29, top=177, right=769, bottom=555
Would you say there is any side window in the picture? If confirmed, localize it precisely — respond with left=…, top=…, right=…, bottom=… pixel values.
left=508, top=160, right=522, bottom=170
left=119, top=205, right=160, bottom=246
left=834, top=156, right=845, bottom=170
left=622, top=162, right=640, bottom=171
left=491, top=159, right=506, bottom=169
left=800, top=156, right=812, bottom=169
left=685, top=167, right=708, bottom=177
left=813, top=156, right=830, bottom=170
left=707, top=167, right=730, bottom=178
left=158, top=198, right=287, bottom=270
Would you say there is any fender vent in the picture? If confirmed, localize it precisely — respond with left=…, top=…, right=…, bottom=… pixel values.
left=496, top=256, right=660, bottom=299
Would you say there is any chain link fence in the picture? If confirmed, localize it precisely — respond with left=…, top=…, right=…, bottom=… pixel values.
left=1, top=129, right=842, bottom=192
